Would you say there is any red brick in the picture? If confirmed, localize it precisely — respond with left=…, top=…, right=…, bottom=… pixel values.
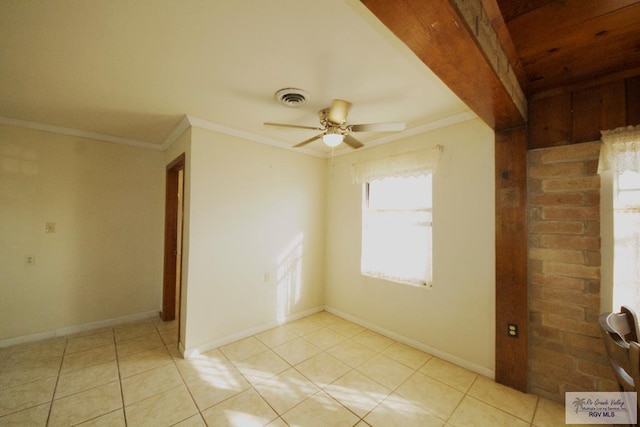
left=542, top=176, right=600, bottom=192
left=530, top=192, right=584, bottom=206
left=543, top=262, right=600, bottom=280
left=530, top=359, right=596, bottom=389
left=542, top=206, right=599, bottom=221
left=529, top=220, right=584, bottom=234
left=584, top=251, right=600, bottom=266
left=577, top=360, right=614, bottom=380
left=540, top=235, right=600, bottom=251
left=584, top=221, right=600, bottom=236
left=530, top=248, right=583, bottom=264
left=530, top=346, right=575, bottom=370
left=542, top=313, right=600, bottom=337
left=539, top=142, right=601, bottom=163
left=530, top=325, right=563, bottom=342
left=585, top=191, right=600, bottom=206
left=540, top=286, right=598, bottom=308
left=530, top=299, right=584, bottom=319
left=529, top=162, right=585, bottom=179
left=530, top=273, right=585, bottom=290
left=562, top=331, right=606, bottom=353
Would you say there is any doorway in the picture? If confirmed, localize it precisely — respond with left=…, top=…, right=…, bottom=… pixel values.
left=161, top=153, right=185, bottom=324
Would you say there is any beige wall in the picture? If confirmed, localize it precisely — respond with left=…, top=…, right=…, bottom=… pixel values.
left=325, top=118, right=496, bottom=375
left=182, top=127, right=326, bottom=353
left=0, top=125, right=165, bottom=341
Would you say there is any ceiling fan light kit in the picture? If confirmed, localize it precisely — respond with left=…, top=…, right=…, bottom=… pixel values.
left=265, top=98, right=406, bottom=150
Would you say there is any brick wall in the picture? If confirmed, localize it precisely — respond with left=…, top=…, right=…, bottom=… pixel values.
left=528, top=141, right=618, bottom=402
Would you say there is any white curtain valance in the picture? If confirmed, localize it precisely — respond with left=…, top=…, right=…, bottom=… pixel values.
left=351, top=145, right=443, bottom=184
left=599, top=125, right=640, bottom=175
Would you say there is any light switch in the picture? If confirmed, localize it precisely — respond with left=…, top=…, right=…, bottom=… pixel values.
left=45, top=222, right=56, bottom=233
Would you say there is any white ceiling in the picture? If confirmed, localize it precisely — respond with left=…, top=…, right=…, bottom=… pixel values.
left=0, top=0, right=473, bottom=156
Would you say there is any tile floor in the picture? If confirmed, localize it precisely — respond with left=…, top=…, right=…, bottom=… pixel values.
left=0, top=311, right=572, bottom=426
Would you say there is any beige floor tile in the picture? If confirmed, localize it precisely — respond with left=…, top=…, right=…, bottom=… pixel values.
left=395, top=371, right=463, bottom=420
left=154, top=319, right=178, bottom=333
left=65, top=331, right=114, bottom=354
left=61, top=344, right=116, bottom=373
left=0, top=377, right=56, bottom=417
left=282, top=390, right=359, bottom=427
left=272, top=337, right=321, bottom=365
left=419, top=357, right=478, bottom=392
left=67, top=326, right=112, bottom=340
left=327, top=340, right=377, bottom=368
left=295, top=352, right=351, bottom=388
left=303, top=327, right=347, bottom=350
left=354, top=421, right=371, bottom=427
left=448, top=395, right=530, bottom=427
left=468, top=376, right=538, bottom=422
left=116, top=332, right=164, bottom=358
left=219, top=337, right=268, bottom=363
left=357, top=353, right=414, bottom=391
left=6, top=337, right=66, bottom=359
left=175, top=352, right=237, bottom=385
left=172, top=413, right=207, bottom=426
left=255, top=326, right=299, bottom=348
left=254, top=367, right=320, bottom=414
left=158, top=328, right=178, bottom=346
left=327, top=319, right=366, bottom=337
left=118, top=346, right=172, bottom=379
left=234, top=349, right=289, bottom=386
left=76, top=409, right=125, bottom=426
left=352, top=330, right=395, bottom=352
left=121, top=363, right=183, bottom=405
left=48, top=381, right=122, bottom=427
left=307, top=311, right=341, bottom=325
left=0, top=402, right=50, bottom=426
left=532, top=398, right=574, bottom=427
left=325, top=369, right=391, bottom=418
left=364, top=393, right=445, bottom=427
left=114, top=321, right=157, bottom=343
left=201, top=388, right=277, bottom=427
left=125, top=384, right=198, bottom=427
left=55, top=361, right=119, bottom=399
left=184, top=367, right=250, bottom=411
left=283, top=318, right=324, bottom=336
left=266, top=417, right=289, bottom=426
left=0, top=356, right=62, bottom=389
left=382, top=342, right=432, bottom=370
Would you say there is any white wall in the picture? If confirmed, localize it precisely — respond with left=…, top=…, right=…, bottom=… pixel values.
left=182, top=127, right=326, bottom=353
left=325, top=118, right=496, bottom=373
left=0, top=124, right=165, bottom=340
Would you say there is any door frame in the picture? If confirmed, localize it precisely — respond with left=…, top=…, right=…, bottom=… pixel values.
left=161, top=153, right=185, bottom=322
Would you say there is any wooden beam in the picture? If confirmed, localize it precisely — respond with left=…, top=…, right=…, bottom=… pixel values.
left=361, top=0, right=525, bottom=131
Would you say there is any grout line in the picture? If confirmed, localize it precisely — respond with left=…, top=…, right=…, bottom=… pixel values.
left=45, top=335, right=68, bottom=426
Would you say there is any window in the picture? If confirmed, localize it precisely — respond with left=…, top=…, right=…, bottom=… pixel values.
left=599, top=125, right=640, bottom=311
left=352, top=146, right=442, bottom=288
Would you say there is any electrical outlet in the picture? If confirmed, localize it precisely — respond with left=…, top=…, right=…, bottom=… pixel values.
left=507, top=323, right=519, bottom=338
left=25, top=255, right=36, bottom=266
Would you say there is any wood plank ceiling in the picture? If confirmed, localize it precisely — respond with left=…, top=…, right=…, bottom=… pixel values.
left=494, top=0, right=640, bottom=96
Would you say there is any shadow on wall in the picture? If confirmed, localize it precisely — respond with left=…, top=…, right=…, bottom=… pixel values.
left=277, top=233, right=304, bottom=324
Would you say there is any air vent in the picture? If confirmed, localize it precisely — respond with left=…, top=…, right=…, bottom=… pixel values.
left=275, top=88, right=309, bottom=107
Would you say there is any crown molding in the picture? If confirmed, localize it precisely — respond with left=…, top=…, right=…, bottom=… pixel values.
left=1, top=111, right=478, bottom=158
left=0, top=116, right=162, bottom=151
left=331, top=111, right=477, bottom=157
left=184, top=115, right=326, bottom=158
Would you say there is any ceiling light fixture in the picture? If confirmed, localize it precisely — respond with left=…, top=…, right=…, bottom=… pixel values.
left=322, top=129, right=344, bottom=147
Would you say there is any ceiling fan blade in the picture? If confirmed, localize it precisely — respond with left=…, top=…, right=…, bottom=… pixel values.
left=350, top=122, right=406, bottom=132
left=328, top=99, right=352, bottom=124
left=293, top=134, right=323, bottom=148
left=264, top=122, right=322, bottom=131
left=343, top=134, right=364, bottom=149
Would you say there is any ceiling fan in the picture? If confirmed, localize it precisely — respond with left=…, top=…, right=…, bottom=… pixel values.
left=265, top=99, right=406, bottom=149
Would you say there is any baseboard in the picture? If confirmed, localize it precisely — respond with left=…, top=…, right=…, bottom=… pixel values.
left=0, top=310, right=160, bottom=348
left=182, top=306, right=324, bottom=358
left=324, top=306, right=495, bottom=379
